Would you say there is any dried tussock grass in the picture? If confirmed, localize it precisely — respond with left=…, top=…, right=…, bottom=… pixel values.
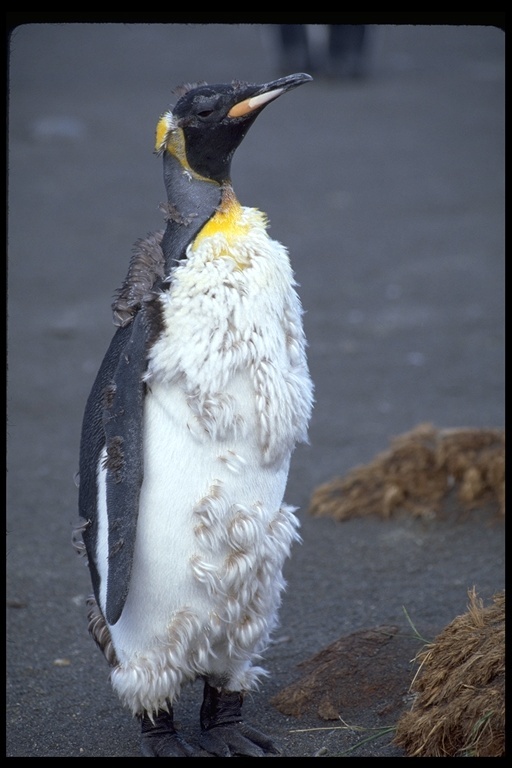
left=394, top=588, right=505, bottom=757
left=309, top=423, right=504, bottom=521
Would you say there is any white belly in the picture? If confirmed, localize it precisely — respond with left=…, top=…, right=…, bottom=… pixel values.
left=105, top=372, right=299, bottom=714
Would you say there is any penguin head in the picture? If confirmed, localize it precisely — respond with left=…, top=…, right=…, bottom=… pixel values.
left=155, top=73, right=312, bottom=184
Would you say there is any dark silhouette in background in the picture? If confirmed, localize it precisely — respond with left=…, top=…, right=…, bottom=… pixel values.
left=276, top=24, right=369, bottom=79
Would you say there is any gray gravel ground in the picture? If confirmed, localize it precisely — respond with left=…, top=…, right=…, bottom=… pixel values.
left=7, top=21, right=504, bottom=757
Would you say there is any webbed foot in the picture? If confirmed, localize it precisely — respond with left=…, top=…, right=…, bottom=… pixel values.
left=199, top=682, right=281, bottom=757
left=140, top=708, right=198, bottom=757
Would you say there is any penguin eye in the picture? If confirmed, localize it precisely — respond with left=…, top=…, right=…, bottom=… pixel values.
left=194, top=96, right=223, bottom=120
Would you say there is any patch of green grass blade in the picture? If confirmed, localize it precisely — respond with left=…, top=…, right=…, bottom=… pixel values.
left=290, top=719, right=397, bottom=756
left=339, top=725, right=397, bottom=756
left=457, top=710, right=495, bottom=757
left=402, top=605, right=431, bottom=644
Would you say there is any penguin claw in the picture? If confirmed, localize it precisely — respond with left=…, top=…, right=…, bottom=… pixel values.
left=199, top=722, right=282, bottom=757
left=140, top=709, right=199, bottom=757
left=198, top=683, right=282, bottom=756
left=141, top=731, right=199, bottom=757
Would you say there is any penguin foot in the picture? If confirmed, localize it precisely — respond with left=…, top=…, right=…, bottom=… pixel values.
left=199, top=721, right=281, bottom=757
left=140, top=708, right=198, bottom=757
left=199, top=682, right=281, bottom=757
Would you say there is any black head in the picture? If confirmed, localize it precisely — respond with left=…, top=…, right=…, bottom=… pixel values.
left=155, top=73, right=312, bottom=184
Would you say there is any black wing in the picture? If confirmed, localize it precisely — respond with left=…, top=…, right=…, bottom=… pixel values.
left=79, top=312, right=148, bottom=625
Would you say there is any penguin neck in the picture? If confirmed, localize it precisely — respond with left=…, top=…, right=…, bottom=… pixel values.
left=160, top=151, right=224, bottom=275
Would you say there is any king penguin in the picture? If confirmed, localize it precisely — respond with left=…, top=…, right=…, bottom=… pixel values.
left=77, top=73, right=314, bottom=757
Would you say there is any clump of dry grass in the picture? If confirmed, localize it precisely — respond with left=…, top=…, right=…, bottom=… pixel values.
left=394, top=588, right=505, bottom=757
left=309, top=423, right=504, bottom=521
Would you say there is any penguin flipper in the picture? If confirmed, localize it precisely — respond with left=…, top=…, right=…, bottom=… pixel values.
left=79, top=311, right=148, bottom=626
left=102, top=310, right=148, bottom=625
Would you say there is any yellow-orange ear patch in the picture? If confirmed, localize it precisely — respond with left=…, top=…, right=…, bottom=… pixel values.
left=155, top=111, right=176, bottom=153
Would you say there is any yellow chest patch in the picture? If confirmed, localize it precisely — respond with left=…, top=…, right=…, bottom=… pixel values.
left=192, top=189, right=267, bottom=268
